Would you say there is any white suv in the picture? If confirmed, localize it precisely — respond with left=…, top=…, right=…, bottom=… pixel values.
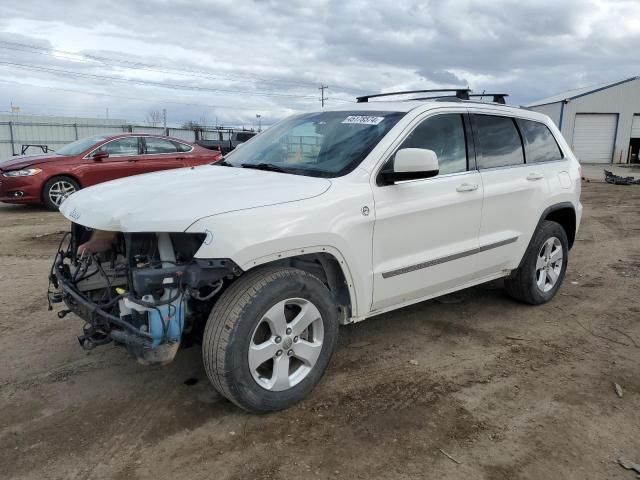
left=50, top=91, right=582, bottom=412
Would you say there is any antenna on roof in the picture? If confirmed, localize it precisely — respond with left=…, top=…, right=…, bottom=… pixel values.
left=356, top=88, right=471, bottom=103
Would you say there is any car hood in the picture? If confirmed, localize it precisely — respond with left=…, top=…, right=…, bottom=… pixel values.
left=59, top=165, right=332, bottom=232
left=0, top=153, right=66, bottom=170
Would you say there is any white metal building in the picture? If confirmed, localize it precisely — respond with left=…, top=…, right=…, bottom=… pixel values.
left=527, top=76, right=640, bottom=164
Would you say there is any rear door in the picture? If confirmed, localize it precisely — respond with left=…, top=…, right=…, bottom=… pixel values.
left=81, top=136, right=144, bottom=186
left=138, top=137, right=188, bottom=172
left=471, top=113, right=551, bottom=277
left=371, top=112, right=483, bottom=311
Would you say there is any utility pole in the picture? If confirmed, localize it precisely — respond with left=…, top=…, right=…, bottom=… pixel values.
left=319, top=84, right=328, bottom=108
left=256, top=114, right=262, bottom=132
left=106, top=107, right=109, bottom=120
left=162, top=108, right=167, bottom=135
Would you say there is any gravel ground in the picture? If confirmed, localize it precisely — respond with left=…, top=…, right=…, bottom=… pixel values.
left=0, top=181, right=639, bottom=480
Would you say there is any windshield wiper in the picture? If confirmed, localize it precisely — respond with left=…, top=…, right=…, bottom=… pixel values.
left=241, top=163, right=289, bottom=173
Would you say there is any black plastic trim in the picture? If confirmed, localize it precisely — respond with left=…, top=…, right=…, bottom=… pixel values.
left=514, top=202, right=577, bottom=270
left=382, top=236, right=519, bottom=278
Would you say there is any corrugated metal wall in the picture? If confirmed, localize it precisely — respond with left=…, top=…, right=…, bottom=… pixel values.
left=526, top=102, right=562, bottom=127
left=0, top=114, right=244, bottom=159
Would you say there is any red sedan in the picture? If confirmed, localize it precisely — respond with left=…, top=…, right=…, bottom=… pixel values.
left=0, top=133, right=222, bottom=209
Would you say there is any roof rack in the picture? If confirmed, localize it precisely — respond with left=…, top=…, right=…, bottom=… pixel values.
left=356, top=88, right=471, bottom=103
left=468, top=93, right=508, bottom=105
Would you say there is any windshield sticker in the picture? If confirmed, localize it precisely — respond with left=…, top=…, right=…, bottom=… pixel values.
left=341, top=115, right=385, bottom=125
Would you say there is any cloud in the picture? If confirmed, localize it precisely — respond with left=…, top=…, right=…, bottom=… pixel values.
left=0, top=0, right=638, bottom=126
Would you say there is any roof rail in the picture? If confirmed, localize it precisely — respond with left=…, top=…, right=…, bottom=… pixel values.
left=356, top=88, right=471, bottom=103
left=468, top=93, right=509, bottom=104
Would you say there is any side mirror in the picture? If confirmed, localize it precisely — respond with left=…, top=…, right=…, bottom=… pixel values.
left=380, top=148, right=439, bottom=184
left=92, top=150, right=109, bottom=161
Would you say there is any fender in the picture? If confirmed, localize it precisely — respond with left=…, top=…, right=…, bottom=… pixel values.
left=515, top=201, right=576, bottom=271
left=240, top=245, right=359, bottom=318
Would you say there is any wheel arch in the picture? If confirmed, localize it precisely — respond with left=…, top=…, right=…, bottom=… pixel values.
left=41, top=173, right=82, bottom=203
left=241, top=246, right=357, bottom=322
left=541, top=202, right=577, bottom=249
left=514, top=202, right=576, bottom=272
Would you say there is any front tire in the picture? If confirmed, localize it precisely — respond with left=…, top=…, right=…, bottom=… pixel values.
left=202, top=266, right=339, bottom=412
left=505, top=220, right=569, bottom=305
left=42, top=176, right=80, bottom=210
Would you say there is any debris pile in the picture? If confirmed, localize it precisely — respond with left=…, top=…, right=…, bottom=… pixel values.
left=604, top=170, right=640, bottom=185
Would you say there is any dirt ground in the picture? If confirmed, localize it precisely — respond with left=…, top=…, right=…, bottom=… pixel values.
left=1, top=181, right=639, bottom=480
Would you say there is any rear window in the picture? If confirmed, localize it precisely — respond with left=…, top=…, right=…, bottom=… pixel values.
left=474, top=115, right=524, bottom=169
left=518, top=119, right=563, bottom=163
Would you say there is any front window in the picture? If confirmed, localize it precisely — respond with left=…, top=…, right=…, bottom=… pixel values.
left=393, top=114, right=468, bottom=175
left=57, top=135, right=108, bottom=156
left=225, top=111, right=405, bottom=177
left=96, top=137, right=141, bottom=156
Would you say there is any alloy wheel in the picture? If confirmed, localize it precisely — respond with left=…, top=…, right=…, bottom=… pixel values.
left=248, top=298, right=324, bottom=391
left=535, top=237, right=563, bottom=293
left=48, top=180, right=77, bottom=207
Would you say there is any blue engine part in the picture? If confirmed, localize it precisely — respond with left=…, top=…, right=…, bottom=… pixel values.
left=147, top=296, right=185, bottom=348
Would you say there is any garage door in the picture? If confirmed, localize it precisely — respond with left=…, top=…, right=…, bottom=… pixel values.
left=572, top=113, right=617, bottom=163
left=631, top=115, right=640, bottom=138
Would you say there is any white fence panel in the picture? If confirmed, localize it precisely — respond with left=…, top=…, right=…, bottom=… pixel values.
left=0, top=114, right=257, bottom=157
left=131, top=126, right=165, bottom=135
left=167, top=128, right=195, bottom=142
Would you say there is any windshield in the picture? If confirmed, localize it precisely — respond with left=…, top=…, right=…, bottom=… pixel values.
left=57, top=135, right=108, bottom=156
left=225, top=111, right=405, bottom=177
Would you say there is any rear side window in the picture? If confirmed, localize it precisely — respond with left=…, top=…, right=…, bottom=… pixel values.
left=518, top=119, right=563, bottom=163
left=396, top=114, right=467, bottom=175
left=174, top=142, right=193, bottom=152
left=145, top=137, right=178, bottom=154
left=474, top=115, right=524, bottom=169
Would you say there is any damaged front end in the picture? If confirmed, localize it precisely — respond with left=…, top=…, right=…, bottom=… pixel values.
left=48, top=224, right=241, bottom=364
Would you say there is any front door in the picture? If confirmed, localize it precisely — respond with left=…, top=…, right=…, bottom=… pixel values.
left=82, top=136, right=144, bottom=186
left=371, top=112, right=483, bottom=311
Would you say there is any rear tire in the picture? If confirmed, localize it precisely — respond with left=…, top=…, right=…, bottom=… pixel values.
left=202, top=266, right=339, bottom=413
left=42, top=176, right=80, bottom=210
left=505, top=220, right=569, bottom=305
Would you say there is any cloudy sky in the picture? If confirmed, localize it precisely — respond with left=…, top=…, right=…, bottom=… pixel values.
left=1, top=0, right=639, bottom=127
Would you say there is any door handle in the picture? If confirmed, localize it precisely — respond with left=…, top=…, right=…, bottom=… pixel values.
left=456, top=183, right=479, bottom=192
left=527, top=172, right=544, bottom=181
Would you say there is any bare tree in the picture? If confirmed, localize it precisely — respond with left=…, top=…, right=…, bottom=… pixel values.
left=146, top=109, right=163, bottom=127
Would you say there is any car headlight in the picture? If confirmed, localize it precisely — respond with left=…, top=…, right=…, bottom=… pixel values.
left=2, top=168, right=43, bottom=177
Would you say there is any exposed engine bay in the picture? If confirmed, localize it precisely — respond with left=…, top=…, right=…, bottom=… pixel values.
left=48, top=224, right=241, bottom=363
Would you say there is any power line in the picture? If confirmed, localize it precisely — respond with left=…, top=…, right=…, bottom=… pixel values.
left=0, top=60, right=322, bottom=100
left=0, top=40, right=365, bottom=95
left=0, top=40, right=319, bottom=90
left=0, top=79, right=286, bottom=111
